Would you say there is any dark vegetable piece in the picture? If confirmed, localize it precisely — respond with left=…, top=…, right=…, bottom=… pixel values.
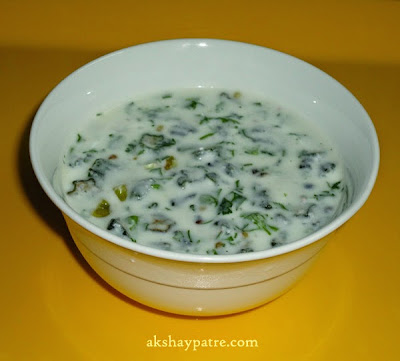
left=251, top=168, right=268, bottom=177
left=169, top=124, right=196, bottom=136
left=68, top=153, right=95, bottom=167
left=176, top=171, right=190, bottom=188
left=298, top=150, right=323, bottom=170
left=192, top=147, right=214, bottom=160
left=173, top=230, right=185, bottom=242
left=320, top=162, right=336, bottom=174
left=148, top=216, right=175, bottom=232
left=220, top=92, right=232, bottom=99
left=205, top=172, right=218, bottom=183
left=107, top=218, right=130, bottom=240
left=125, top=143, right=136, bottom=153
left=131, top=178, right=155, bottom=200
left=218, top=198, right=233, bottom=215
left=239, top=247, right=254, bottom=253
left=225, top=163, right=236, bottom=177
left=172, top=230, right=192, bottom=245
left=88, top=158, right=114, bottom=179
left=67, top=178, right=96, bottom=195
left=140, top=134, right=176, bottom=150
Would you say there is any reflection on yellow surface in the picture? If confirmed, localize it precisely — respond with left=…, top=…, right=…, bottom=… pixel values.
left=0, top=1, right=399, bottom=359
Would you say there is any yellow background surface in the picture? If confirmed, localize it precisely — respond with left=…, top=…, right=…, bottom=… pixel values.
left=0, top=1, right=399, bottom=360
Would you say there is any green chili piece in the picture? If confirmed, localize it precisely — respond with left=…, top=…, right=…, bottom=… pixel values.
left=113, top=184, right=127, bottom=201
left=92, top=199, right=110, bottom=218
left=126, top=215, right=139, bottom=230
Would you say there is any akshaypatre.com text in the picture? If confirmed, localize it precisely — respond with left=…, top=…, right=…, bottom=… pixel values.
left=146, top=335, right=259, bottom=351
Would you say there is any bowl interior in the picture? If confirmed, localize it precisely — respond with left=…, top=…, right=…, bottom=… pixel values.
left=30, top=39, right=379, bottom=262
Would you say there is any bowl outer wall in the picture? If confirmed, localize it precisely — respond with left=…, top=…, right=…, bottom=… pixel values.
left=64, top=214, right=330, bottom=289
left=64, top=213, right=329, bottom=316
left=29, top=38, right=380, bottom=264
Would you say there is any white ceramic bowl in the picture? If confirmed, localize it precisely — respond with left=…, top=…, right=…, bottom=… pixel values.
left=30, top=39, right=379, bottom=316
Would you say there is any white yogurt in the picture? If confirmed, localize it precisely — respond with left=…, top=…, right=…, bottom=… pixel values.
left=54, top=89, right=348, bottom=255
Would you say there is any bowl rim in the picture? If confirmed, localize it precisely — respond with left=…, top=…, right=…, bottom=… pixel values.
left=29, top=38, right=380, bottom=264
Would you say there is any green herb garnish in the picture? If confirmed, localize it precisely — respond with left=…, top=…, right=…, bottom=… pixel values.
left=273, top=202, right=288, bottom=210
left=241, top=213, right=279, bottom=235
left=185, top=97, right=203, bottom=110
left=199, top=132, right=215, bottom=140
left=199, top=194, right=218, bottom=207
left=245, top=147, right=259, bottom=155
left=218, top=198, right=233, bottom=215
left=328, top=181, right=342, bottom=190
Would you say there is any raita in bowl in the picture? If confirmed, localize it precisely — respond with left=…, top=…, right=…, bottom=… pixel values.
left=30, top=39, right=379, bottom=316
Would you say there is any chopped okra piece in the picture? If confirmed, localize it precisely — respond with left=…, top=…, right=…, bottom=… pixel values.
left=67, top=178, right=96, bottom=195
left=140, top=134, right=176, bottom=150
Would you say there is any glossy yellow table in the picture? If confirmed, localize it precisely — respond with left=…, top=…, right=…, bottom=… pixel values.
left=1, top=1, right=399, bottom=360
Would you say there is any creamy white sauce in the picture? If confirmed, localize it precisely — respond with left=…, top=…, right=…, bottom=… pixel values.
left=54, top=89, right=348, bottom=255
